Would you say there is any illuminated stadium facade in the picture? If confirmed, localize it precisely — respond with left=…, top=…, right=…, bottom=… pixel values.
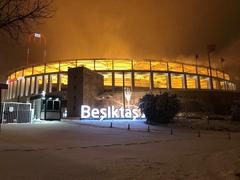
left=6, top=58, right=236, bottom=100
left=3, top=58, right=238, bottom=120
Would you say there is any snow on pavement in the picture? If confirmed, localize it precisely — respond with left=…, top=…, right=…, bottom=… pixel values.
left=0, top=121, right=239, bottom=180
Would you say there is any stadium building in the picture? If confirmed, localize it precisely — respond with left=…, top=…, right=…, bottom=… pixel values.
left=3, top=58, right=237, bottom=120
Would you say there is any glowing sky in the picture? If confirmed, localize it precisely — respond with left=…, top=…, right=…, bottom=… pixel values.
left=1, top=0, right=240, bottom=86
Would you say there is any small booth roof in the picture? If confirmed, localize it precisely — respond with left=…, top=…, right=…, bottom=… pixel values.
left=30, top=94, right=64, bottom=101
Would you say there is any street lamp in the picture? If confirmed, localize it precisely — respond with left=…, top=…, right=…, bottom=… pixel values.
left=220, top=58, right=226, bottom=91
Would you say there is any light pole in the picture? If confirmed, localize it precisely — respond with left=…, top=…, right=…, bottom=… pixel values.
left=26, top=32, right=47, bottom=66
left=220, top=58, right=226, bottom=91
left=195, top=54, right=201, bottom=89
left=195, top=54, right=199, bottom=70
left=207, top=44, right=216, bottom=90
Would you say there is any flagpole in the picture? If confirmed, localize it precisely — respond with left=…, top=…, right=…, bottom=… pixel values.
left=208, top=51, right=213, bottom=90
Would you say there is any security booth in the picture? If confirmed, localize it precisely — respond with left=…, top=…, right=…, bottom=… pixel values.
left=31, top=94, right=63, bottom=121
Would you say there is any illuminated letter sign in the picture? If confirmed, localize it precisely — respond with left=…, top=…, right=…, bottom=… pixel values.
left=81, top=105, right=145, bottom=120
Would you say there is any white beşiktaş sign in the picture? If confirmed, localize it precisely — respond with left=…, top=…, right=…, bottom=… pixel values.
left=81, top=105, right=145, bottom=120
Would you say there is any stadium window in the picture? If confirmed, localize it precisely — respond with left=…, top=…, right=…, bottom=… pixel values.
left=168, top=63, right=183, bottom=72
left=134, top=72, right=150, bottom=88
left=77, top=60, right=94, bottom=70
left=197, top=67, right=209, bottom=76
left=200, top=76, right=210, bottom=89
left=211, top=69, right=217, bottom=78
left=133, top=60, right=150, bottom=70
left=45, top=63, right=59, bottom=73
left=60, top=61, right=76, bottom=71
left=100, top=72, right=112, bottom=87
left=186, top=75, right=197, bottom=89
left=33, top=65, right=45, bottom=75
left=113, top=60, right=132, bottom=70
left=171, top=74, right=184, bottom=89
left=151, top=61, right=168, bottom=71
left=16, top=70, right=23, bottom=79
left=183, top=65, right=196, bottom=74
left=114, top=72, right=132, bottom=87
left=95, top=60, right=113, bottom=70
left=213, top=79, right=220, bottom=90
left=23, top=67, right=33, bottom=76
left=153, top=73, right=168, bottom=88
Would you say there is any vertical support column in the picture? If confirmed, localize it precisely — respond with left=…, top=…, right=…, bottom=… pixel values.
left=6, top=83, right=10, bottom=100
left=16, top=80, right=20, bottom=100
left=183, top=74, right=187, bottom=89
left=48, top=74, right=51, bottom=93
left=131, top=72, right=134, bottom=91
left=33, top=76, right=37, bottom=94
left=122, top=72, right=125, bottom=113
left=150, top=72, right=154, bottom=92
left=197, top=75, right=201, bottom=89
left=34, top=76, right=38, bottom=95
left=12, top=82, right=15, bottom=99
left=24, top=78, right=27, bottom=97
left=11, top=81, right=15, bottom=99
left=29, top=77, right=32, bottom=96
left=57, top=73, right=61, bottom=91
left=58, top=74, right=62, bottom=92
left=43, top=75, right=46, bottom=93
left=208, top=52, right=213, bottom=90
left=167, top=73, right=172, bottom=89
left=15, top=81, right=18, bottom=98
left=112, top=72, right=115, bottom=91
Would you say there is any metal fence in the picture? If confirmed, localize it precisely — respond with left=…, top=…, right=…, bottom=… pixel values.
left=1, top=102, right=32, bottom=124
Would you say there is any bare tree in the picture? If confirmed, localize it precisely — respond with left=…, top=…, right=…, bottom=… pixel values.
left=0, top=0, right=54, bottom=40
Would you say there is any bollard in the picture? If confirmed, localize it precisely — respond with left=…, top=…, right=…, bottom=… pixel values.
left=171, top=128, right=173, bottom=135
left=110, top=122, right=113, bottom=128
left=128, top=124, right=130, bottom=130
left=147, top=125, right=150, bottom=132
left=198, top=130, right=201, bottom=138
left=228, top=132, right=231, bottom=140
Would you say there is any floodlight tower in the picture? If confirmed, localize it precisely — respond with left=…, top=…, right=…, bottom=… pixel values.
left=26, top=32, right=47, bottom=65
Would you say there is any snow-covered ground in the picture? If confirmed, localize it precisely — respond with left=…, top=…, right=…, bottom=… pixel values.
left=0, top=120, right=239, bottom=180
